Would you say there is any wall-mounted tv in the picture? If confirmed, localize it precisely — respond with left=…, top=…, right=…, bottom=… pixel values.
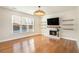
left=47, top=17, right=59, bottom=25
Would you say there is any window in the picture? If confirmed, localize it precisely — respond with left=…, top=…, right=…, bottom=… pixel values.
left=12, top=15, right=21, bottom=33
left=12, top=15, right=34, bottom=33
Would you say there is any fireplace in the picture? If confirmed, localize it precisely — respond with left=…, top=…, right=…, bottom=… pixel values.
left=49, top=30, right=57, bottom=35
left=49, top=29, right=59, bottom=37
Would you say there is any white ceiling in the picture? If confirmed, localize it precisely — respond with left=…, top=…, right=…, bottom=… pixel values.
left=2, top=6, right=76, bottom=15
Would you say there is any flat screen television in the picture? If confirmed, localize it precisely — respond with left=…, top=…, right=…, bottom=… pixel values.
left=47, top=17, right=59, bottom=25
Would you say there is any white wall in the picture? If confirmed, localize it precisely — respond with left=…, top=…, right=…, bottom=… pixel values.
left=0, top=8, right=41, bottom=42
left=75, top=7, right=79, bottom=47
left=41, top=8, right=79, bottom=43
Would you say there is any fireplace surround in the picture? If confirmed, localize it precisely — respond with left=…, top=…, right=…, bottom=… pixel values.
left=49, top=28, right=59, bottom=37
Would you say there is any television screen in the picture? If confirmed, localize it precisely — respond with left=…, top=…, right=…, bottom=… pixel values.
left=47, top=17, right=59, bottom=25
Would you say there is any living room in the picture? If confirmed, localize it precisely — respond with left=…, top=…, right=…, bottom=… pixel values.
left=0, top=6, right=79, bottom=53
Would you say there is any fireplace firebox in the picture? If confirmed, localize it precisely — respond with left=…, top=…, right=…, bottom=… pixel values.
left=49, top=29, right=59, bottom=37
left=49, top=30, right=57, bottom=35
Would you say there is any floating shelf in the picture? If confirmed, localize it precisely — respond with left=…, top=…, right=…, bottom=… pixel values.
left=62, top=24, right=74, bottom=26
left=62, top=19, right=74, bottom=21
left=62, top=28, right=74, bottom=30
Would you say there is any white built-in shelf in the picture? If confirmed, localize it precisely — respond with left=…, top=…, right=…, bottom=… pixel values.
left=62, top=19, right=74, bottom=21
left=62, top=24, right=74, bottom=26
left=61, top=19, right=74, bottom=30
left=62, top=28, right=74, bottom=30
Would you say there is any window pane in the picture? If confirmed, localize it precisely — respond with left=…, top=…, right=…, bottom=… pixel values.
left=13, top=23, right=20, bottom=32
left=22, top=25, right=27, bottom=32
left=12, top=15, right=21, bottom=24
left=29, top=25, right=33, bottom=29
left=21, top=17, right=27, bottom=25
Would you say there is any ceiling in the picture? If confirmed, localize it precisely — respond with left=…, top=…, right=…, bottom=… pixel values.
left=2, top=6, right=76, bottom=15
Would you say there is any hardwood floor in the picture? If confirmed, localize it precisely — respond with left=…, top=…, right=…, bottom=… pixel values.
left=0, top=34, right=78, bottom=53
